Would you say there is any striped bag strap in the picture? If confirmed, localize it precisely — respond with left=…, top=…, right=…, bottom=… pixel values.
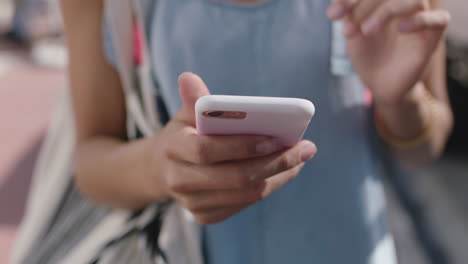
left=60, top=1, right=169, bottom=263
left=105, top=0, right=162, bottom=139
left=97, top=1, right=204, bottom=264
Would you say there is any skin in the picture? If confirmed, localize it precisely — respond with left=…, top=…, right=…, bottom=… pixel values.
left=327, top=0, right=453, bottom=167
left=61, top=0, right=452, bottom=224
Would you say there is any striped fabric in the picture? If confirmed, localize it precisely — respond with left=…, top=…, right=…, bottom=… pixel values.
left=20, top=180, right=171, bottom=264
left=17, top=0, right=171, bottom=262
left=22, top=182, right=111, bottom=264
left=14, top=1, right=198, bottom=263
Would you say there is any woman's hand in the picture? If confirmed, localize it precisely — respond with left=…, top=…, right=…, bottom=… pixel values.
left=326, top=0, right=453, bottom=167
left=65, top=0, right=316, bottom=212
left=327, top=0, right=450, bottom=106
left=149, top=73, right=317, bottom=225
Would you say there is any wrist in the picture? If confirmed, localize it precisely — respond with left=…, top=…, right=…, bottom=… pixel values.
left=141, top=134, right=172, bottom=202
left=374, top=82, right=433, bottom=141
left=374, top=82, right=424, bottom=113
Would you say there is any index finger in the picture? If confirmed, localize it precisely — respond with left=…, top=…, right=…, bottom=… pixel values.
left=167, top=127, right=282, bottom=164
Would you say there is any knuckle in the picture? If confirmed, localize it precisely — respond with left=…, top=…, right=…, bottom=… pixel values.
left=233, top=167, right=254, bottom=188
left=167, top=177, right=188, bottom=193
left=245, top=140, right=259, bottom=156
left=278, top=154, right=295, bottom=172
left=192, top=138, right=212, bottom=164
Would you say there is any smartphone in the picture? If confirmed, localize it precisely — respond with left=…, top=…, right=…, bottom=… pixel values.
left=195, top=95, right=315, bottom=147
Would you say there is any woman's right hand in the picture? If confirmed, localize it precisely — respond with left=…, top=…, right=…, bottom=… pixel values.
left=149, top=73, right=317, bottom=225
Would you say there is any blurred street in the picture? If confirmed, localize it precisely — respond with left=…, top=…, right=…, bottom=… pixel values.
left=0, top=47, right=64, bottom=263
left=0, top=0, right=467, bottom=264
left=0, top=1, right=64, bottom=262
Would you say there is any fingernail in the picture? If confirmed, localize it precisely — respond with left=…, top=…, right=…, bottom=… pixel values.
left=399, top=19, right=414, bottom=32
left=300, top=143, right=316, bottom=162
left=178, top=72, right=190, bottom=83
left=256, top=140, right=277, bottom=154
left=361, top=17, right=378, bottom=35
left=328, top=4, right=346, bottom=19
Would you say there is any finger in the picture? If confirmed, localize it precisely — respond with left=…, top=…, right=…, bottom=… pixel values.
left=246, top=141, right=314, bottom=183
left=398, top=10, right=450, bottom=33
left=361, top=0, right=428, bottom=35
left=329, top=0, right=370, bottom=20
left=187, top=163, right=305, bottom=225
left=177, top=182, right=267, bottom=212
left=176, top=72, right=210, bottom=125
left=193, top=205, right=246, bottom=225
left=167, top=128, right=281, bottom=164
left=343, top=16, right=361, bottom=38
left=327, top=1, right=349, bottom=20
left=352, top=0, right=386, bottom=23
left=167, top=140, right=315, bottom=193
left=261, top=162, right=305, bottom=197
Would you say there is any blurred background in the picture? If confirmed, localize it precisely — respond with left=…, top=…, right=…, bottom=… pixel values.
left=0, top=0, right=466, bottom=263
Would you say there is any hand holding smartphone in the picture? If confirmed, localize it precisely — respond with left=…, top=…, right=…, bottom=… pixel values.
left=158, top=73, right=317, bottom=225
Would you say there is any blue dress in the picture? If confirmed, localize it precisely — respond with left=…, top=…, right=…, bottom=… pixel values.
left=105, top=0, right=397, bottom=263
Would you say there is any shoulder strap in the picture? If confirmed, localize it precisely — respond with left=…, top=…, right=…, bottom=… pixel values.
left=104, top=2, right=204, bottom=264
left=132, top=0, right=161, bottom=131
left=105, top=0, right=161, bottom=138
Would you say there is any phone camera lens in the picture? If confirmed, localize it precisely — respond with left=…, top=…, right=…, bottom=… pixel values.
left=207, top=111, right=224, bottom=117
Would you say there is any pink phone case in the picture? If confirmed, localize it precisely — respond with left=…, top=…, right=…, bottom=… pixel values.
left=195, top=95, right=315, bottom=146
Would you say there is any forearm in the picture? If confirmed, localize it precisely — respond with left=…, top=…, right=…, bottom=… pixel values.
left=74, top=135, right=170, bottom=210
left=61, top=0, right=169, bottom=210
left=375, top=82, right=453, bottom=168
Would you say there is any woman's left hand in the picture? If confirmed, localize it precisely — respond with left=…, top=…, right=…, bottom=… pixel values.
left=327, top=0, right=450, bottom=106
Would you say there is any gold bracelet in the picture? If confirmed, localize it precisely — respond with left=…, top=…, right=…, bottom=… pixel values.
left=374, top=89, right=436, bottom=149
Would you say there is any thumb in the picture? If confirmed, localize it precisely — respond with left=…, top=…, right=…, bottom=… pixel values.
left=177, top=72, right=210, bottom=124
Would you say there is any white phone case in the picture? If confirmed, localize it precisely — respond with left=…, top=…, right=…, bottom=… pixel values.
left=195, top=95, right=315, bottom=146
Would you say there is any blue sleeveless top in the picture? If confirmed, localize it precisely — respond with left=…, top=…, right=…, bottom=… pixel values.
left=105, top=0, right=397, bottom=263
